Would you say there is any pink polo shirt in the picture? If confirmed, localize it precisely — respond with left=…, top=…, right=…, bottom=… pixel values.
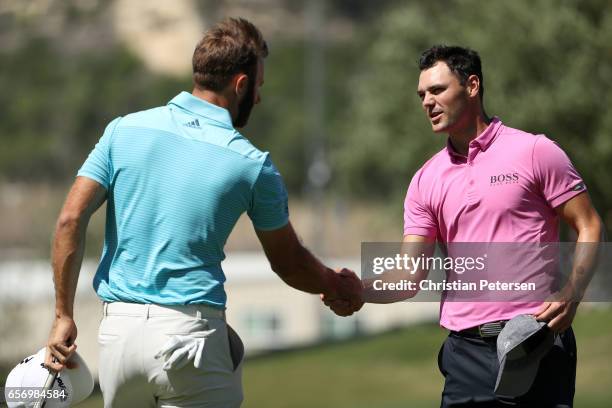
left=403, top=117, right=586, bottom=330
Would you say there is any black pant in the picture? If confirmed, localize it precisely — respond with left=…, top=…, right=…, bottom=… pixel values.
left=438, top=328, right=576, bottom=408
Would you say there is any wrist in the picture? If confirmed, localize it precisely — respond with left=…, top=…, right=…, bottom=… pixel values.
left=55, top=309, right=73, bottom=320
left=562, top=282, right=585, bottom=302
left=323, top=269, right=341, bottom=299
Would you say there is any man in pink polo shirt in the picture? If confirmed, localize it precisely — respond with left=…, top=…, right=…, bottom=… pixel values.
left=404, top=45, right=602, bottom=407
left=325, top=45, right=602, bottom=407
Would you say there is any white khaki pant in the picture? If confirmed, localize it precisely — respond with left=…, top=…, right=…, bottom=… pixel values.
left=98, top=302, right=243, bottom=408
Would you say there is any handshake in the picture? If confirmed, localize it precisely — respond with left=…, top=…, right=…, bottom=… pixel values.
left=322, top=268, right=364, bottom=317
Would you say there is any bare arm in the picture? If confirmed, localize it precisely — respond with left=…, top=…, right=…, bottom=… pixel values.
left=323, top=234, right=435, bottom=316
left=255, top=222, right=362, bottom=308
left=558, top=192, right=604, bottom=298
left=362, top=234, right=436, bottom=303
left=46, top=176, right=107, bottom=371
left=535, top=192, right=604, bottom=331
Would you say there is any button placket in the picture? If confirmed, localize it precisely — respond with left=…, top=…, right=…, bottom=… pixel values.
left=466, top=152, right=479, bottom=204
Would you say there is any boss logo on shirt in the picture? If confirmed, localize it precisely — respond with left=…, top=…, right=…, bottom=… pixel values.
left=490, top=172, right=519, bottom=186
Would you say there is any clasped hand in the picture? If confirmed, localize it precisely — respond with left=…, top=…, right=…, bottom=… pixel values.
left=322, top=268, right=364, bottom=317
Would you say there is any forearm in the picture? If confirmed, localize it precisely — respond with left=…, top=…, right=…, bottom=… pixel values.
left=274, top=243, right=338, bottom=297
left=362, top=239, right=434, bottom=303
left=52, top=217, right=87, bottom=319
left=565, top=221, right=603, bottom=301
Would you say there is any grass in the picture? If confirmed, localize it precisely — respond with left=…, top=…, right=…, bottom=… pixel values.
left=4, top=306, right=611, bottom=407
left=238, top=306, right=612, bottom=408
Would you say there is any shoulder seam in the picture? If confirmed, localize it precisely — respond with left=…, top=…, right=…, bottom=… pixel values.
left=416, top=147, right=447, bottom=176
left=249, top=154, right=270, bottom=198
left=531, top=134, right=545, bottom=191
left=107, top=116, right=123, bottom=145
left=107, top=116, right=123, bottom=167
left=228, top=130, right=268, bottom=163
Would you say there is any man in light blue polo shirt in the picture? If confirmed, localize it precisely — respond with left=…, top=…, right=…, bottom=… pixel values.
left=80, top=90, right=290, bottom=308
left=44, top=18, right=363, bottom=407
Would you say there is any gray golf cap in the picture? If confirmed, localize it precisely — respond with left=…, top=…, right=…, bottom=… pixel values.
left=494, top=314, right=554, bottom=398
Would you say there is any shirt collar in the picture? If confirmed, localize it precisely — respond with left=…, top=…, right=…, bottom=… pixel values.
left=168, top=91, right=233, bottom=128
left=445, top=116, right=503, bottom=161
left=470, top=116, right=503, bottom=151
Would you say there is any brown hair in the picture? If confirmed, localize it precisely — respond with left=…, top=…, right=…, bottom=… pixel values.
left=192, top=18, right=268, bottom=92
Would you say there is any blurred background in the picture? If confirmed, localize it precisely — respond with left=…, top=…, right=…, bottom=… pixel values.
left=1, top=0, right=611, bottom=407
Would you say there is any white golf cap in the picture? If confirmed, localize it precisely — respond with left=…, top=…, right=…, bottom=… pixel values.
left=4, top=347, right=94, bottom=407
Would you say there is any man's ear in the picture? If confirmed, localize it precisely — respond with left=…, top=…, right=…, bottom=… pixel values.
left=234, top=73, right=249, bottom=98
left=466, top=74, right=480, bottom=98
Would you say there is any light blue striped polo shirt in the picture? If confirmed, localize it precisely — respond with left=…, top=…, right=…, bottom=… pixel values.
left=78, top=92, right=289, bottom=307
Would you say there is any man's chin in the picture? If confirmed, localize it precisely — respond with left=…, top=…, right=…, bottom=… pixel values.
left=430, top=122, right=448, bottom=133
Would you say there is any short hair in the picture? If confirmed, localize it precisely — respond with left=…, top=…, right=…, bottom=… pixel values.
left=192, top=18, right=268, bottom=92
left=419, top=45, right=484, bottom=100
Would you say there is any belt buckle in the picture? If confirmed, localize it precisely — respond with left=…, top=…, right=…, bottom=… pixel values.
left=479, top=321, right=503, bottom=338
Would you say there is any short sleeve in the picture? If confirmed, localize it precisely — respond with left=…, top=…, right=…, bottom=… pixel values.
left=403, top=170, right=438, bottom=238
left=248, top=156, right=289, bottom=231
left=533, top=136, right=586, bottom=209
left=77, top=117, right=122, bottom=189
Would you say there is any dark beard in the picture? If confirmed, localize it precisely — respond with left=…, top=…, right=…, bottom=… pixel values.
left=233, top=75, right=255, bottom=128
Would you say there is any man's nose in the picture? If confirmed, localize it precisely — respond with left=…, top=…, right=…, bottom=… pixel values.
left=422, top=93, right=434, bottom=110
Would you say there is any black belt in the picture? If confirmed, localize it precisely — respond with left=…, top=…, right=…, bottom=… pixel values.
left=454, top=320, right=508, bottom=338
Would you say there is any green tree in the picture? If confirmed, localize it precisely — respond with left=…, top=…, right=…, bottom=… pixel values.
left=333, top=0, right=612, bottom=233
left=0, top=37, right=188, bottom=182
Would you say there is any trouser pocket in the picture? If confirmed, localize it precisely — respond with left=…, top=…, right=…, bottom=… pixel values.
left=437, top=337, right=449, bottom=377
left=98, top=316, right=121, bottom=345
left=156, top=328, right=216, bottom=371
left=227, top=324, right=244, bottom=371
